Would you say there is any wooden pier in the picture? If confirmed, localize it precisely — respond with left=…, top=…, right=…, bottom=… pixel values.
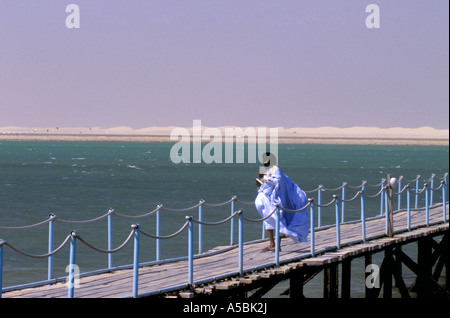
left=2, top=203, right=448, bottom=298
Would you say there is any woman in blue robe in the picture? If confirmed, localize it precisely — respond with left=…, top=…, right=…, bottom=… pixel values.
left=255, top=153, right=309, bottom=252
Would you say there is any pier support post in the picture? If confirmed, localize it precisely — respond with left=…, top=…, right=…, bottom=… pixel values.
left=382, top=247, right=393, bottom=298
left=392, top=247, right=410, bottom=298
left=341, top=258, right=351, bottom=298
left=394, top=246, right=403, bottom=288
left=289, top=267, right=305, bottom=299
left=446, top=234, right=449, bottom=293
left=417, top=236, right=433, bottom=298
left=0, top=240, right=4, bottom=299
left=444, top=232, right=450, bottom=293
left=323, top=263, right=338, bottom=298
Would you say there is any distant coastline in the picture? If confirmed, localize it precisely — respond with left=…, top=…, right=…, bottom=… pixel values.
left=0, top=126, right=448, bottom=146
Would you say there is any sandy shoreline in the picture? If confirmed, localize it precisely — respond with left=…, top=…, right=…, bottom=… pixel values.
left=0, top=126, right=448, bottom=146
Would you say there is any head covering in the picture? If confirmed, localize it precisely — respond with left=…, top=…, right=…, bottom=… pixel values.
left=262, top=152, right=277, bottom=167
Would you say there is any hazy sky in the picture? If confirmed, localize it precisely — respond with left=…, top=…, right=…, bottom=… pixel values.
left=0, top=1, right=448, bottom=129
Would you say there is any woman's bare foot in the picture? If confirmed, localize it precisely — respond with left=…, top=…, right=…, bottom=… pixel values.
left=262, top=245, right=281, bottom=252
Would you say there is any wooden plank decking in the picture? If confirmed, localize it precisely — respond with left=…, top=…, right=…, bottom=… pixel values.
left=2, top=203, right=448, bottom=298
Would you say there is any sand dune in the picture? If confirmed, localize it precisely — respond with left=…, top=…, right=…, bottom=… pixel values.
left=0, top=125, right=448, bottom=145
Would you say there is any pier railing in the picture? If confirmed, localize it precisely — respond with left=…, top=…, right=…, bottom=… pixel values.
left=0, top=172, right=448, bottom=298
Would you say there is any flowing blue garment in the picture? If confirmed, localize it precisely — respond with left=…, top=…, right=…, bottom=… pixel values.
left=255, top=166, right=309, bottom=242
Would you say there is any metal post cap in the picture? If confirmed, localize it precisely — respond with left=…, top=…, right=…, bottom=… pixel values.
left=389, top=177, right=398, bottom=188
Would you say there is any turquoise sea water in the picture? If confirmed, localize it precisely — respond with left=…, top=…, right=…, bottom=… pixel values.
left=0, top=141, right=448, bottom=294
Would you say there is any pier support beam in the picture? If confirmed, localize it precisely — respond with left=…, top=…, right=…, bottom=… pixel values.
left=394, top=233, right=449, bottom=298
left=429, top=233, right=449, bottom=293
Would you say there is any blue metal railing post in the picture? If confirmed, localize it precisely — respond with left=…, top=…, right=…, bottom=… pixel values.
left=341, top=182, right=346, bottom=223
left=261, top=222, right=266, bottom=240
left=198, top=200, right=204, bottom=254
left=397, top=178, right=402, bottom=210
left=238, top=210, right=243, bottom=276
left=132, top=224, right=140, bottom=298
left=187, top=216, right=194, bottom=285
left=430, top=174, right=435, bottom=206
left=334, top=195, right=340, bottom=249
left=384, top=188, right=388, bottom=235
left=317, top=185, right=322, bottom=228
left=442, top=181, right=447, bottom=223
left=156, top=205, right=161, bottom=261
left=309, top=199, right=315, bottom=257
left=68, top=231, right=77, bottom=298
left=230, top=196, right=236, bottom=245
left=425, top=184, right=429, bottom=226
left=275, top=206, right=280, bottom=268
left=48, top=213, right=55, bottom=280
left=380, top=178, right=384, bottom=215
left=0, top=240, right=4, bottom=298
left=415, top=176, right=420, bottom=209
left=386, top=174, right=395, bottom=238
left=361, top=190, right=366, bottom=243
left=107, top=208, right=113, bottom=269
left=445, top=174, right=449, bottom=201
left=406, top=184, right=411, bottom=231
